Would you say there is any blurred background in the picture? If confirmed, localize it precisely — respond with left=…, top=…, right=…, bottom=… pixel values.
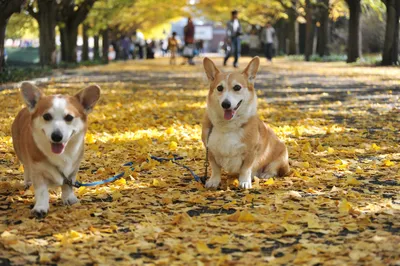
left=0, top=0, right=399, bottom=79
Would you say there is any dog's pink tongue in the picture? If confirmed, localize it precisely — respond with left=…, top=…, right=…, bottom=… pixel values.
left=51, top=143, right=65, bottom=154
left=224, top=110, right=234, bottom=120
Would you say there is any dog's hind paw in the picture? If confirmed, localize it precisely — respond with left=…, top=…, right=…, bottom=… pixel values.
left=62, top=194, right=79, bottom=206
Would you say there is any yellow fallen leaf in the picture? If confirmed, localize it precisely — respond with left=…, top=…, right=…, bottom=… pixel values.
left=371, top=143, right=381, bottom=151
left=346, top=176, right=361, bottom=186
left=210, top=234, right=230, bottom=244
left=171, top=213, right=191, bottom=225
left=327, top=147, right=335, bottom=154
left=383, top=159, right=395, bottom=167
left=165, top=127, right=175, bottom=135
left=112, top=191, right=123, bottom=201
left=264, top=178, right=275, bottom=186
left=338, top=199, right=352, bottom=215
left=152, top=178, right=167, bottom=187
left=238, top=211, right=257, bottom=222
left=169, top=141, right=178, bottom=151
left=306, top=214, right=324, bottom=229
left=196, top=241, right=216, bottom=254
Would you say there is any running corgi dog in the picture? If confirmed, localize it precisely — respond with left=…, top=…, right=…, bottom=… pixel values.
left=12, top=82, right=100, bottom=217
left=202, top=57, right=289, bottom=189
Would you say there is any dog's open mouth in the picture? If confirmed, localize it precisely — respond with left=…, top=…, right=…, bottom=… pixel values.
left=224, top=100, right=243, bottom=120
left=51, top=143, right=65, bottom=154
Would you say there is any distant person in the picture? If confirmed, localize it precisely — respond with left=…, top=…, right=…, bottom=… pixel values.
left=261, top=22, right=276, bottom=62
left=168, top=32, right=179, bottom=65
left=133, top=31, right=145, bottom=59
left=182, top=17, right=195, bottom=65
left=121, top=35, right=131, bottom=60
left=223, top=10, right=242, bottom=68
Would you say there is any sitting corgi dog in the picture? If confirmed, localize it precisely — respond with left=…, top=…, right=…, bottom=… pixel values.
left=202, top=57, right=289, bottom=189
left=12, top=82, right=100, bottom=217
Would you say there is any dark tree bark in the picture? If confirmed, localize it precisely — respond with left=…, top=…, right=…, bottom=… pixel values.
left=28, top=0, right=57, bottom=66
left=287, top=8, right=298, bottom=55
left=0, top=21, right=7, bottom=71
left=345, top=0, right=362, bottom=63
left=317, top=0, right=330, bottom=57
left=93, top=35, right=100, bottom=60
left=276, top=19, right=286, bottom=54
left=57, top=0, right=96, bottom=63
left=82, top=24, right=89, bottom=61
left=102, top=28, right=109, bottom=63
left=0, top=0, right=25, bottom=72
left=60, top=24, right=78, bottom=62
left=382, top=0, right=400, bottom=65
left=305, top=0, right=315, bottom=61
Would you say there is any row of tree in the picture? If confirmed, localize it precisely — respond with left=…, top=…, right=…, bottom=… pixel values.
left=0, top=0, right=399, bottom=73
left=196, top=0, right=400, bottom=65
left=0, top=0, right=185, bottom=72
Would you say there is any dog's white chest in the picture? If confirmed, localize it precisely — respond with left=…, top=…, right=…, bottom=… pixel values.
left=208, top=128, right=246, bottom=174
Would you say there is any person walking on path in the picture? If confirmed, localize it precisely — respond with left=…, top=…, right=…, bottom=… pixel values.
left=261, top=22, right=276, bottom=62
left=168, top=32, right=179, bottom=65
left=182, top=17, right=195, bottom=65
left=223, top=10, right=242, bottom=68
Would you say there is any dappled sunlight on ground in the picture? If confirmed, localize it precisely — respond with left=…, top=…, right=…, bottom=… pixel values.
left=0, top=58, right=399, bottom=265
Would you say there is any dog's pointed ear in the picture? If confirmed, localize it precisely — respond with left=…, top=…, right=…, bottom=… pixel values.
left=75, top=85, right=101, bottom=114
left=21, top=82, right=43, bottom=112
left=242, top=57, right=260, bottom=83
left=203, top=57, right=220, bottom=81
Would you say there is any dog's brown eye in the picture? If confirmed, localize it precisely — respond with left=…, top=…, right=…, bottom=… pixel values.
left=217, top=85, right=223, bottom=92
left=43, top=113, right=52, bottom=121
left=64, top=114, right=74, bottom=122
left=233, top=85, right=242, bottom=91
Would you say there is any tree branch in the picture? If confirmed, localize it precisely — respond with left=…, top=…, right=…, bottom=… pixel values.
left=27, top=4, right=39, bottom=21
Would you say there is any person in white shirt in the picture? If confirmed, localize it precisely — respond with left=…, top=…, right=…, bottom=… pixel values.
left=261, top=22, right=276, bottom=62
left=223, top=10, right=242, bottom=68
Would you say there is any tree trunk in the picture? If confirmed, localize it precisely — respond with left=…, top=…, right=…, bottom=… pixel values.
left=346, top=0, right=362, bottom=63
left=37, top=0, right=57, bottom=66
left=382, top=0, right=400, bottom=65
left=0, top=20, right=7, bottom=72
left=305, top=0, right=315, bottom=61
left=82, top=24, right=89, bottom=61
left=60, top=25, right=78, bottom=63
left=287, top=9, right=298, bottom=55
left=317, top=0, right=330, bottom=57
left=102, top=28, right=109, bottom=63
left=0, top=0, right=25, bottom=72
left=93, top=35, right=100, bottom=60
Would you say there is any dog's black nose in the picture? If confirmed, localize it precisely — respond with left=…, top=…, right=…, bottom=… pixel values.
left=51, top=131, right=63, bottom=143
left=221, top=100, right=231, bottom=109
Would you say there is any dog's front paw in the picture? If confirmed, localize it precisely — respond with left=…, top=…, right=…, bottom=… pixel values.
left=62, top=193, right=79, bottom=206
left=205, top=178, right=221, bottom=188
left=24, top=181, right=32, bottom=190
left=239, top=180, right=252, bottom=189
left=31, top=205, right=48, bottom=219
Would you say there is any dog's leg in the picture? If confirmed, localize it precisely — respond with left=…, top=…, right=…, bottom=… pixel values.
left=61, top=184, right=79, bottom=205
left=239, top=167, right=252, bottom=189
left=61, top=172, right=79, bottom=205
left=23, top=169, right=32, bottom=190
left=239, top=153, right=256, bottom=189
left=205, top=153, right=221, bottom=188
left=32, top=179, right=49, bottom=218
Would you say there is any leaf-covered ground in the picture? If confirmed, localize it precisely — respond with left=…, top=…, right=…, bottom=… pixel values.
left=0, top=58, right=399, bottom=265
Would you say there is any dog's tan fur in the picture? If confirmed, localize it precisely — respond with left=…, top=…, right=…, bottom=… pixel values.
left=202, top=57, right=289, bottom=189
left=12, top=82, right=100, bottom=217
